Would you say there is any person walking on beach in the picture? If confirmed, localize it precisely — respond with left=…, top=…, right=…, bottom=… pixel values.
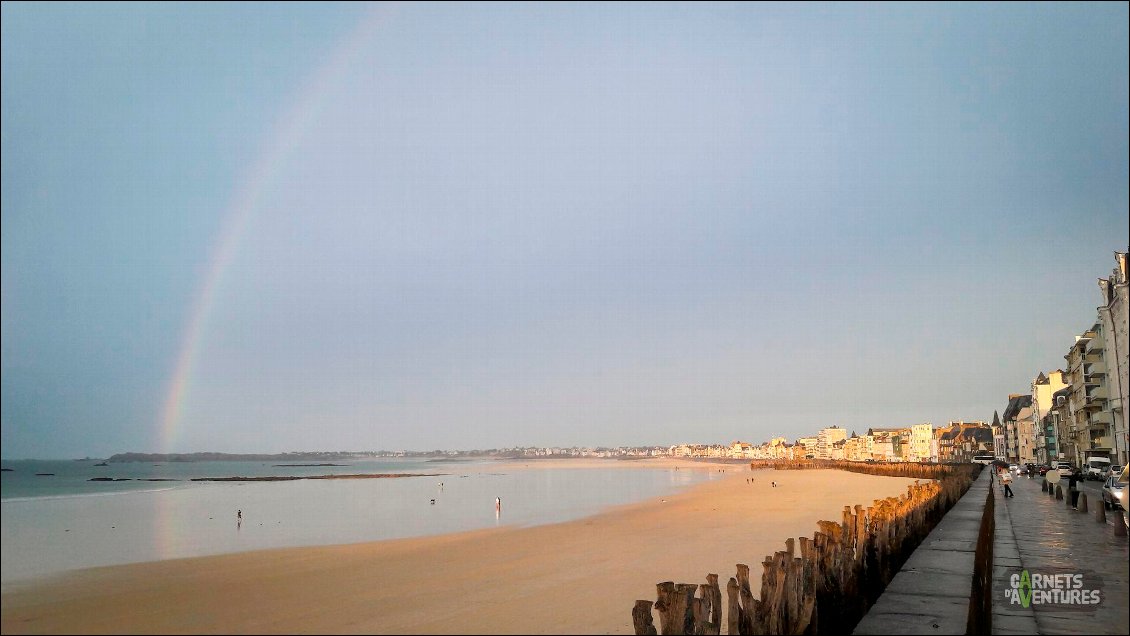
left=495, top=497, right=501, bottom=513
left=1001, top=469, right=1013, bottom=498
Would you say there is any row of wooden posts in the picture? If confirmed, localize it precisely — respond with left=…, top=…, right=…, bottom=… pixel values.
left=632, top=462, right=981, bottom=635
left=748, top=459, right=962, bottom=480
left=1041, top=478, right=1128, bottom=536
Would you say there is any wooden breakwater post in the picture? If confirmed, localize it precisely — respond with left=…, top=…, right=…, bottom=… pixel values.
left=634, top=600, right=658, bottom=635
left=633, top=462, right=979, bottom=635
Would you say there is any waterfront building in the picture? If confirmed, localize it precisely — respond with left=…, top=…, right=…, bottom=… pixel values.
left=935, top=421, right=992, bottom=463
left=910, top=423, right=934, bottom=462
left=816, top=426, right=847, bottom=459
left=991, top=411, right=1005, bottom=460
left=1001, top=394, right=1032, bottom=464
left=1081, top=322, right=1115, bottom=463
left=796, top=437, right=818, bottom=459
left=1031, top=371, right=1068, bottom=465
left=1097, top=250, right=1128, bottom=466
left=1064, top=332, right=1094, bottom=466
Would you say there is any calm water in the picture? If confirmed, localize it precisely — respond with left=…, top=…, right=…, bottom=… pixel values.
left=1, top=458, right=716, bottom=586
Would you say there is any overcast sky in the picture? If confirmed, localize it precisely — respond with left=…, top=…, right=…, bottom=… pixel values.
left=2, top=2, right=1128, bottom=458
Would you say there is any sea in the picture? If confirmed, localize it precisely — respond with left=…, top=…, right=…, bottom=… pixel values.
left=1, top=457, right=718, bottom=587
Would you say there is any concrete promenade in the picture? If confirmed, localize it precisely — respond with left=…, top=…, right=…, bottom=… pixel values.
left=995, top=472, right=1129, bottom=635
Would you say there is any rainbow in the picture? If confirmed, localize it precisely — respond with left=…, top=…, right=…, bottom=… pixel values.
left=156, top=6, right=389, bottom=454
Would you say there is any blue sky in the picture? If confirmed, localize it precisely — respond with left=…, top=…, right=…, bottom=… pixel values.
left=2, top=2, right=1127, bottom=458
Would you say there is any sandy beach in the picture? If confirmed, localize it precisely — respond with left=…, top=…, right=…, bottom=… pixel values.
left=1, top=460, right=919, bottom=634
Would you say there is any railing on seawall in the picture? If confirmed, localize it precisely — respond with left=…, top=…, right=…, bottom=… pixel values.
left=631, top=462, right=981, bottom=635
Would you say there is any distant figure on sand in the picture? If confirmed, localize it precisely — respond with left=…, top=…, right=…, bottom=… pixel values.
left=495, top=497, right=501, bottom=513
left=237, top=509, right=242, bottom=522
left=771, top=481, right=777, bottom=487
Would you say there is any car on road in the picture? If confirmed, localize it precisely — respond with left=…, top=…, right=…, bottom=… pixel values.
left=1102, top=474, right=1126, bottom=510
left=1009, top=464, right=1019, bottom=473
left=1057, top=462, right=1074, bottom=477
left=1086, top=457, right=1111, bottom=481
left=1038, top=465, right=1052, bottom=476
left=1018, top=465, right=1029, bottom=475
left=1107, top=464, right=1124, bottom=481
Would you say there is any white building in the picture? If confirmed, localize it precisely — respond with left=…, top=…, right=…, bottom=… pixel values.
left=816, top=427, right=847, bottom=459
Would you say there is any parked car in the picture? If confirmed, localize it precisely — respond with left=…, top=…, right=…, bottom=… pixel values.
left=1101, top=474, right=1126, bottom=510
left=1107, top=464, right=1124, bottom=480
left=1038, top=465, right=1051, bottom=476
left=1057, top=462, right=1074, bottom=477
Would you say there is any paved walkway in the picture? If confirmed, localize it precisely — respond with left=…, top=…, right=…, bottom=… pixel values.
left=993, top=472, right=1129, bottom=635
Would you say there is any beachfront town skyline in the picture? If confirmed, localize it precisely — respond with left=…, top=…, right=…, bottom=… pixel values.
left=23, top=249, right=1128, bottom=466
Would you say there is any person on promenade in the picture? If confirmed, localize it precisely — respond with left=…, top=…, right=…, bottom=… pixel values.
left=1068, top=469, right=1082, bottom=509
left=1001, top=469, right=1013, bottom=498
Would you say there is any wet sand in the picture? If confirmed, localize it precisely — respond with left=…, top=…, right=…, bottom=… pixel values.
left=0, top=461, right=919, bottom=634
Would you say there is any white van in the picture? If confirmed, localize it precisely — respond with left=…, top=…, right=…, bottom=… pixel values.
left=1087, top=457, right=1111, bottom=481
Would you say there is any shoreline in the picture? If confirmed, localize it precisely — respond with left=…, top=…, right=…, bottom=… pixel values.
left=1, top=460, right=921, bottom=634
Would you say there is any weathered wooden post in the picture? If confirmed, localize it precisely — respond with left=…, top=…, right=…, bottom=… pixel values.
left=735, top=562, right=759, bottom=634
left=706, top=573, right=722, bottom=635
left=654, top=582, right=680, bottom=635
left=633, top=600, right=658, bottom=635
left=1055, top=484, right=1063, bottom=500
left=690, top=574, right=721, bottom=635
left=726, top=577, right=740, bottom=636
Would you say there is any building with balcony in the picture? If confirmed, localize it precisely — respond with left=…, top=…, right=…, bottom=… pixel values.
left=816, top=426, right=847, bottom=459
left=796, top=437, right=818, bottom=459
left=1031, top=371, right=1068, bottom=465
left=1064, top=333, right=1093, bottom=466
left=1097, top=250, right=1128, bottom=466
left=909, top=423, right=934, bottom=462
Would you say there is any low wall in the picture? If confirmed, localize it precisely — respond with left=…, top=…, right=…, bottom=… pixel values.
left=852, top=467, right=993, bottom=635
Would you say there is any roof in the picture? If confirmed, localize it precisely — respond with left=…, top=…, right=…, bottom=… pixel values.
left=960, top=428, right=994, bottom=443
left=1002, top=394, right=1033, bottom=421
